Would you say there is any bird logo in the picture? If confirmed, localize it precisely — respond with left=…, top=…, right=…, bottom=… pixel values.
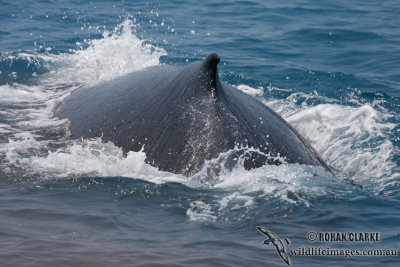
left=257, top=226, right=291, bottom=266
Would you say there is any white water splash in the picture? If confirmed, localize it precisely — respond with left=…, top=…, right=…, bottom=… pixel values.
left=53, top=19, right=167, bottom=84
left=186, top=201, right=217, bottom=222
left=236, top=84, right=264, bottom=96
left=284, top=102, right=397, bottom=193
left=238, top=85, right=398, bottom=195
left=13, top=138, right=186, bottom=185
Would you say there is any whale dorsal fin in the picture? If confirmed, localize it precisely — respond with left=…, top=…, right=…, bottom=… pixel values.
left=200, top=53, right=220, bottom=96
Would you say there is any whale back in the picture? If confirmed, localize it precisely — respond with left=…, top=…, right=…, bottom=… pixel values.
left=56, top=53, right=331, bottom=176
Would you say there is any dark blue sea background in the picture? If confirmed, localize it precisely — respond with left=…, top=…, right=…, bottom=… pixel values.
left=1, top=0, right=399, bottom=266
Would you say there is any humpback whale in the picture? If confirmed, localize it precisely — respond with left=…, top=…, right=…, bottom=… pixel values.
left=56, top=53, right=331, bottom=176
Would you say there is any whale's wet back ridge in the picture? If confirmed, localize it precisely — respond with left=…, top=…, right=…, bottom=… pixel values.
left=56, top=53, right=331, bottom=176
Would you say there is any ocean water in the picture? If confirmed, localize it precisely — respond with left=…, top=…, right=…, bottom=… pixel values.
left=0, top=0, right=399, bottom=266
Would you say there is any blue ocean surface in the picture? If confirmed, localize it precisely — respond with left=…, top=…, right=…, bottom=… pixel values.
left=0, top=0, right=399, bottom=266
